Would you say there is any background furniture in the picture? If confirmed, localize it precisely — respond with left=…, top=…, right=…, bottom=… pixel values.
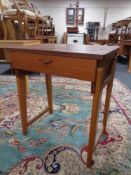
left=40, top=36, right=57, bottom=43
left=0, top=0, right=37, bottom=39
left=86, top=22, right=100, bottom=41
left=6, top=44, right=118, bottom=168
left=63, top=32, right=89, bottom=44
left=108, top=17, right=131, bottom=44
left=67, top=33, right=84, bottom=44
left=66, top=1, right=84, bottom=34
left=120, top=40, right=131, bottom=72
left=0, top=0, right=56, bottom=41
left=31, top=3, right=55, bottom=37
left=117, top=17, right=131, bottom=41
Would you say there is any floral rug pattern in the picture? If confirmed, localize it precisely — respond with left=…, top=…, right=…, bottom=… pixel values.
left=0, top=76, right=131, bottom=175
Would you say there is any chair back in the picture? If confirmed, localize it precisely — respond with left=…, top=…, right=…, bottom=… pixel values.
left=0, top=0, right=13, bottom=10
left=17, top=0, right=29, bottom=10
left=30, top=3, right=40, bottom=15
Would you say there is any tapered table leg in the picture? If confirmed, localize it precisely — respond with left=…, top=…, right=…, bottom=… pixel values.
left=45, top=74, right=53, bottom=114
left=87, top=67, right=104, bottom=167
left=103, top=80, right=113, bottom=131
left=103, top=59, right=116, bottom=131
left=16, top=70, right=28, bottom=135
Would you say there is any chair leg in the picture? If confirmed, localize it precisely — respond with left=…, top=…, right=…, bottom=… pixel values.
left=2, top=20, right=7, bottom=40
left=19, top=18, right=24, bottom=39
left=34, top=20, right=37, bottom=39
left=24, top=17, right=29, bottom=39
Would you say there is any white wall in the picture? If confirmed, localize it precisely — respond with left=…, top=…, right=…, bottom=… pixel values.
left=30, top=0, right=131, bottom=43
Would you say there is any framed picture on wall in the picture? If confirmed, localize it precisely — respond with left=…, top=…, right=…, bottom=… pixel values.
left=66, top=8, right=75, bottom=24
left=78, top=8, right=84, bottom=25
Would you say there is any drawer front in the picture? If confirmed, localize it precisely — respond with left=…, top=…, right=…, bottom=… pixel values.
left=67, top=34, right=84, bottom=37
left=67, top=35, right=84, bottom=45
left=9, top=51, right=97, bottom=81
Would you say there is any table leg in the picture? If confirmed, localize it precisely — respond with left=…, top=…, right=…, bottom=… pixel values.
left=25, top=75, right=29, bottom=93
left=87, top=67, right=104, bottom=167
left=16, top=70, right=28, bottom=135
left=103, top=59, right=116, bottom=131
left=103, top=80, right=113, bottom=131
left=45, top=74, right=53, bottom=114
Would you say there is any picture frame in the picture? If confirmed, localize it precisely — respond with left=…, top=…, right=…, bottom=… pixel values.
left=78, top=8, right=84, bottom=25
left=66, top=8, right=75, bottom=25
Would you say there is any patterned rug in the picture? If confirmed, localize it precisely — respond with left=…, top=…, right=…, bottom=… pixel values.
left=0, top=75, right=131, bottom=175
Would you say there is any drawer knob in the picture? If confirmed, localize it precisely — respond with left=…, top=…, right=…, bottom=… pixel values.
left=73, top=40, right=78, bottom=43
left=42, top=60, right=53, bottom=65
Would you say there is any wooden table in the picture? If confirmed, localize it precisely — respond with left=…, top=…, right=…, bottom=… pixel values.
left=5, top=44, right=119, bottom=168
left=120, top=40, right=131, bottom=72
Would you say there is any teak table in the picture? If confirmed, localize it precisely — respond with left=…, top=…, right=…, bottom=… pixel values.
left=6, top=44, right=119, bottom=167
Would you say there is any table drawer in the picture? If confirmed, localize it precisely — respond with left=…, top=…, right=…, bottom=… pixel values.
left=9, top=51, right=97, bottom=81
left=67, top=34, right=84, bottom=45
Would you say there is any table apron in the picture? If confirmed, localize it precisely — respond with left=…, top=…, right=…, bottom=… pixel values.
left=9, top=51, right=97, bottom=81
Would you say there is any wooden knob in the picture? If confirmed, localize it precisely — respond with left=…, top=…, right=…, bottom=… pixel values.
left=42, top=60, right=53, bottom=65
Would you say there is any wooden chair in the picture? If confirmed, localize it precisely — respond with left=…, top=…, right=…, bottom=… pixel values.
left=116, top=17, right=131, bottom=41
left=43, top=15, right=55, bottom=36
left=0, top=0, right=37, bottom=39
left=30, top=3, right=55, bottom=37
left=127, top=22, right=131, bottom=40
left=30, top=3, right=47, bottom=37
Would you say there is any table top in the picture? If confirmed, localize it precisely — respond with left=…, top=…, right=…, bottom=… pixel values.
left=5, top=44, right=119, bottom=60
